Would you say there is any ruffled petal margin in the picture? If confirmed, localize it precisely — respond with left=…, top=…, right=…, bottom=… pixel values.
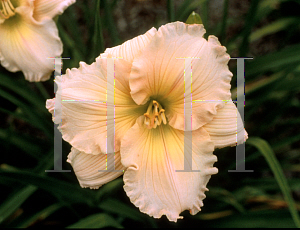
left=46, top=57, right=144, bottom=155
left=120, top=117, right=218, bottom=222
left=129, top=21, right=233, bottom=131
left=102, top=27, right=157, bottom=63
left=33, top=0, right=76, bottom=21
left=203, top=101, right=248, bottom=149
left=67, top=147, right=124, bottom=189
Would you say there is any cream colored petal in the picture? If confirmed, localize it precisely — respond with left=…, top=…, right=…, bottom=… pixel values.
left=32, top=0, right=76, bottom=21
left=129, top=21, right=233, bottom=131
left=0, top=6, right=62, bottom=81
left=67, top=147, right=124, bottom=189
left=120, top=116, right=218, bottom=222
left=101, top=27, right=157, bottom=62
left=46, top=57, right=145, bottom=155
left=203, top=101, right=248, bottom=149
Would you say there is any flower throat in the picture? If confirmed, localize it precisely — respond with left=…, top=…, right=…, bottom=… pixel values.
left=1, top=0, right=15, bottom=19
left=144, top=100, right=167, bottom=129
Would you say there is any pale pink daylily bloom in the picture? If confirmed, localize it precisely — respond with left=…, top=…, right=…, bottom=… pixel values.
left=46, top=22, right=247, bottom=222
left=0, top=0, right=75, bottom=81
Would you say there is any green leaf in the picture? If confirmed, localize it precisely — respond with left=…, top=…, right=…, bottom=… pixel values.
left=98, top=198, right=157, bottom=227
left=239, top=0, right=260, bottom=56
left=247, top=137, right=300, bottom=228
left=186, top=11, right=203, bottom=25
left=67, top=213, right=123, bottom=228
left=245, top=71, right=280, bottom=92
left=167, top=0, right=175, bottom=22
left=14, top=203, right=62, bottom=228
left=0, top=74, right=43, bottom=108
left=0, top=128, right=47, bottom=160
left=102, top=0, right=120, bottom=46
left=90, top=0, right=105, bottom=62
left=0, top=185, right=37, bottom=224
left=0, top=89, right=52, bottom=138
left=208, top=187, right=246, bottom=213
left=250, top=17, right=298, bottom=42
left=255, top=0, right=289, bottom=23
left=198, top=0, right=208, bottom=30
left=95, top=178, right=123, bottom=201
left=176, top=0, right=200, bottom=22
left=98, top=198, right=145, bottom=222
left=201, top=210, right=297, bottom=228
left=0, top=170, right=97, bottom=206
left=246, top=44, right=300, bottom=77
left=34, top=82, right=50, bottom=100
left=0, top=150, right=55, bottom=225
left=59, top=7, right=85, bottom=60
left=243, top=178, right=300, bottom=192
left=57, top=23, right=83, bottom=68
left=219, top=0, right=229, bottom=44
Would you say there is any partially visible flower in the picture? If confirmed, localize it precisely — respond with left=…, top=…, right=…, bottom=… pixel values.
left=46, top=22, right=247, bottom=222
left=0, top=0, right=75, bottom=81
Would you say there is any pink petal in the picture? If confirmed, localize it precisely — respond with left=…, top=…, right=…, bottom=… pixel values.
left=102, top=27, right=157, bottom=63
left=129, top=22, right=233, bottom=131
left=0, top=4, right=62, bottom=81
left=203, top=101, right=248, bottom=148
left=46, top=57, right=144, bottom=155
left=121, top=117, right=218, bottom=222
left=33, top=0, right=76, bottom=21
left=67, top=147, right=124, bottom=189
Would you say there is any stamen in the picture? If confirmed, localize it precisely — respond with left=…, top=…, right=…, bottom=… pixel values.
left=157, top=113, right=162, bottom=125
left=153, top=100, right=159, bottom=116
left=146, top=100, right=153, bottom=114
left=153, top=117, right=158, bottom=129
left=160, top=110, right=167, bottom=125
left=144, top=113, right=150, bottom=126
left=6, top=0, right=13, bottom=9
left=1, top=0, right=15, bottom=19
left=143, top=100, right=167, bottom=129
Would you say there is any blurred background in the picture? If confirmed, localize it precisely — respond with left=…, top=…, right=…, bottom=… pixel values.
left=0, top=0, right=300, bottom=228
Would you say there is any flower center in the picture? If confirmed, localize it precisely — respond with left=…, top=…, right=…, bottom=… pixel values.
left=144, top=100, right=167, bottom=129
left=0, top=0, right=15, bottom=19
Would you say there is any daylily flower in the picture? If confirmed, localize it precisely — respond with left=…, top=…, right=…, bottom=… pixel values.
left=46, top=22, right=247, bottom=222
left=0, top=0, right=75, bottom=81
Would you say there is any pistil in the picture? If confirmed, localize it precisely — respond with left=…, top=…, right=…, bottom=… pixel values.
left=144, top=100, right=167, bottom=129
left=1, top=0, right=15, bottom=19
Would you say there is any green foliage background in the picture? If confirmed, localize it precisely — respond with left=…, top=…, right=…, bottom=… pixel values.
left=0, top=0, right=300, bottom=228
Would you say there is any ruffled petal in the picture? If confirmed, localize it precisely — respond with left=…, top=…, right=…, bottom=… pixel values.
left=46, top=98, right=55, bottom=120
left=120, top=117, right=218, bottom=222
left=46, top=57, right=145, bottom=155
left=32, top=0, right=76, bottom=21
left=129, top=21, right=233, bottom=131
left=0, top=5, right=62, bottom=81
left=67, top=147, right=124, bottom=189
left=101, top=27, right=157, bottom=63
left=203, top=101, right=248, bottom=149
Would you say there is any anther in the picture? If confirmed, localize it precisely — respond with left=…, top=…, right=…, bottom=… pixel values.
left=1, top=0, right=15, bottom=19
left=158, top=109, right=165, bottom=115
